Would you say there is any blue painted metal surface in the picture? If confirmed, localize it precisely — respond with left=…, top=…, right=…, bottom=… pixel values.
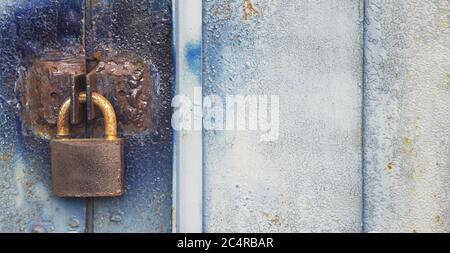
left=0, top=0, right=86, bottom=233
left=1, top=0, right=449, bottom=234
left=0, top=0, right=173, bottom=233
left=88, top=0, right=174, bottom=232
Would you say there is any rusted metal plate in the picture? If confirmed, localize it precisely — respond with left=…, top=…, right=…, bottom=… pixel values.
left=51, top=138, right=124, bottom=197
left=89, top=57, right=154, bottom=134
left=17, top=54, right=155, bottom=139
left=17, top=54, right=86, bottom=139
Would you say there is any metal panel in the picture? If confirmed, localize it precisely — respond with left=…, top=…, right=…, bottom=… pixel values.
left=172, top=0, right=203, bottom=233
left=203, top=0, right=364, bottom=232
left=88, top=0, right=174, bottom=233
left=0, top=0, right=85, bottom=233
left=363, top=0, right=450, bottom=233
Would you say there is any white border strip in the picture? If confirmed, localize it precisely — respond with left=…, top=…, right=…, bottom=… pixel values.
left=172, top=0, right=203, bottom=233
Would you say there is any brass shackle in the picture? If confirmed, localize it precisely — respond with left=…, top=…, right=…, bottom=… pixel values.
left=56, top=92, right=117, bottom=140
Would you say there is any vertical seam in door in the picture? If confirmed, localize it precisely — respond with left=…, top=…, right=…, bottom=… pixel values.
left=82, top=0, right=95, bottom=233
left=361, top=0, right=369, bottom=234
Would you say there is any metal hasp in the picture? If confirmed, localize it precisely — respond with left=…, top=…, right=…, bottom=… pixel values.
left=17, top=55, right=87, bottom=138
left=51, top=92, right=124, bottom=197
left=18, top=54, right=155, bottom=139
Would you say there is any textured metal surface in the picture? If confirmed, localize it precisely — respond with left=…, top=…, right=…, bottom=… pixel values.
left=0, top=0, right=86, bottom=232
left=173, top=0, right=203, bottom=232
left=2, top=0, right=447, bottom=233
left=91, top=58, right=155, bottom=135
left=17, top=55, right=155, bottom=139
left=1, top=0, right=173, bottom=233
left=17, top=54, right=86, bottom=138
left=88, top=0, right=174, bottom=233
left=203, top=0, right=364, bottom=232
left=51, top=138, right=124, bottom=197
left=363, top=0, right=450, bottom=233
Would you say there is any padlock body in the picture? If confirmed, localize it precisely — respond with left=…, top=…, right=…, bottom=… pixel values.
left=51, top=138, right=124, bottom=197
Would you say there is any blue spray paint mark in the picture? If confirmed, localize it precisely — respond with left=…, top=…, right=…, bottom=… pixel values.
left=185, top=42, right=201, bottom=77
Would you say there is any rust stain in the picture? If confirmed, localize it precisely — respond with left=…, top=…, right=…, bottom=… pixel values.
left=0, top=154, right=13, bottom=161
left=412, top=167, right=424, bottom=180
left=435, top=215, right=442, bottom=225
left=212, top=0, right=232, bottom=20
left=26, top=180, right=35, bottom=197
left=403, top=136, right=414, bottom=154
left=243, top=0, right=260, bottom=20
left=403, top=136, right=411, bottom=146
left=270, top=216, right=281, bottom=226
left=25, top=180, right=34, bottom=189
left=440, top=8, right=450, bottom=28
left=263, top=212, right=281, bottom=226
left=0, top=145, right=15, bottom=162
left=387, top=161, right=395, bottom=173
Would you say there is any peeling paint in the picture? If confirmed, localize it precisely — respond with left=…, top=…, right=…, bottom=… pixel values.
left=243, top=0, right=260, bottom=20
left=387, top=161, right=395, bottom=173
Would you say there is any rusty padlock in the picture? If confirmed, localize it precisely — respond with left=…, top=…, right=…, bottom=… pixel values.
left=51, top=92, right=124, bottom=197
